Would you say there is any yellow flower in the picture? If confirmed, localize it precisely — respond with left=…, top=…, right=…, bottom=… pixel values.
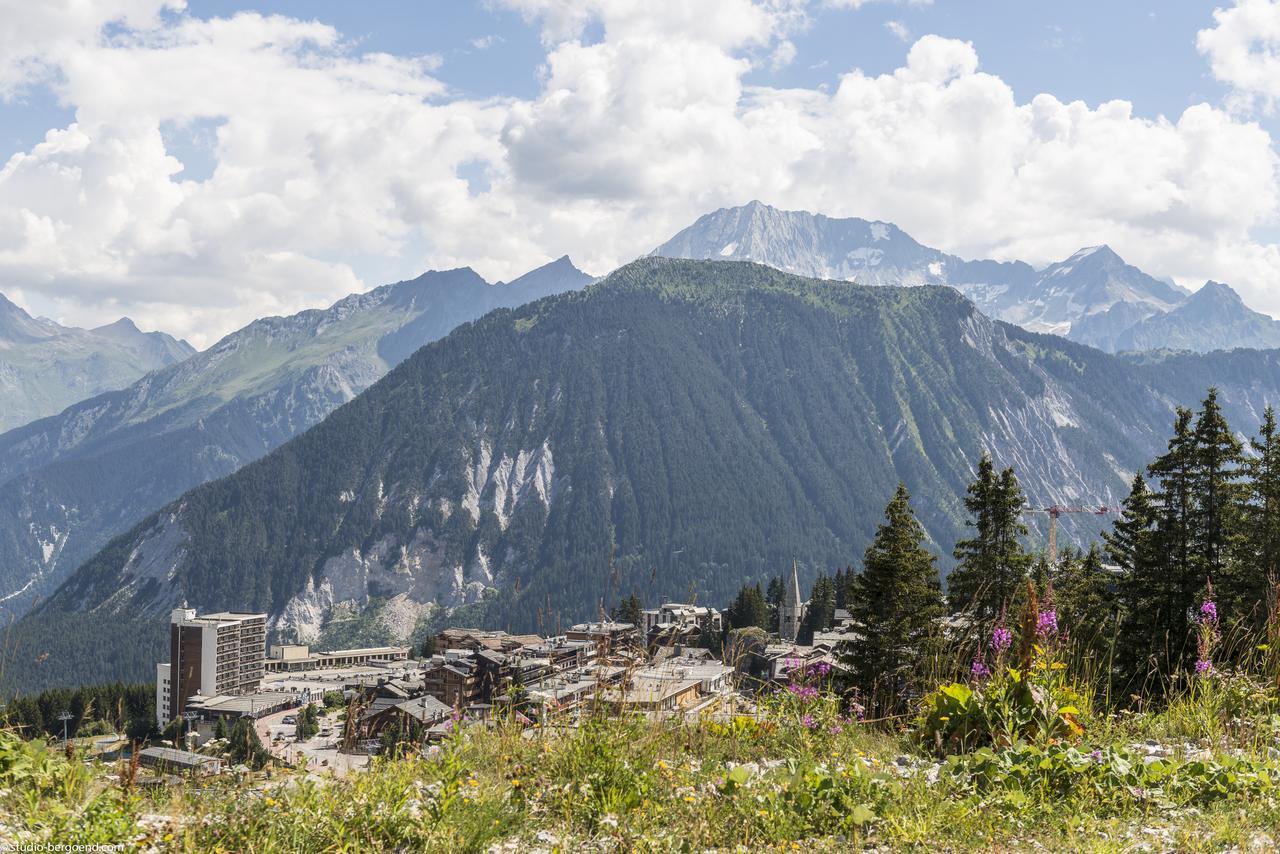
left=510, top=778, right=522, bottom=788
left=468, top=778, right=479, bottom=787
left=684, top=795, right=695, bottom=803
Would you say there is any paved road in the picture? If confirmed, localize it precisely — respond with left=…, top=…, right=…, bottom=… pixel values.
left=260, top=707, right=368, bottom=777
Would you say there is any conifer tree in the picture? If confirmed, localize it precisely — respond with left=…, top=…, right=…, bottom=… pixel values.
left=725, top=583, right=771, bottom=631
left=1148, top=406, right=1198, bottom=661
left=799, top=574, right=836, bottom=644
left=1191, top=388, right=1244, bottom=590
left=1243, top=406, right=1280, bottom=622
left=844, top=483, right=945, bottom=712
left=948, top=454, right=1031, bottom=623
left=765, top=576, right=786, bottom=626
left=1053, top=544, right=1115, bottom=660
left=1105, top=472, right=1162, bottom=681
left=611, top=592, right=644, bottom=627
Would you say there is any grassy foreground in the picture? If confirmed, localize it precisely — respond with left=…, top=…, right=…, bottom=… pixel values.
left=5, top=674, right=1280, bottom=853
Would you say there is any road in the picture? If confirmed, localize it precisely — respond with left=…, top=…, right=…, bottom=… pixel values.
left=258, top=707, right=369, bottom=777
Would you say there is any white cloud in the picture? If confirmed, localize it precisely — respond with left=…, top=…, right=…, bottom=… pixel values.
left=0, top=0, right=183, bottom=97
left=1197, top=0, right=1280, bottom=114
left=0, top=0, right=1278, bottom=346
left=884, top=20, right=911, bottom=42
left=825, top=0, right=933, bottom=8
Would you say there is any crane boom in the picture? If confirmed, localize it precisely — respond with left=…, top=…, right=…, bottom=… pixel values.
left=1026, top=504, right=1116, bottom=565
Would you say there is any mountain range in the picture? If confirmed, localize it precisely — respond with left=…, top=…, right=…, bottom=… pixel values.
left=0, top=294, right=193, bottom=434
left=652, top=201, right=1280, bottom=352
left=9, top=257, right=1280, bottom=694
left=0, top=258, right=593, bottom=621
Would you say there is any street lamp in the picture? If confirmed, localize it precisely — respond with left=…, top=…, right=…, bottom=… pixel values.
left=57, top=711, right=73, bottom=746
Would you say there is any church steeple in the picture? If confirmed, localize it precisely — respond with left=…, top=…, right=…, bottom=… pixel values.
left=779, top=558, right=808, bottom=642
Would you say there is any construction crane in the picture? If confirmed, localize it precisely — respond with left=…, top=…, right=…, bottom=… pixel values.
left=1027, top=505, right=1117, bottom=565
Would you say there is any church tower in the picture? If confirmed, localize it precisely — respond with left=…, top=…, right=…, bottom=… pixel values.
left=778, top=559, right=808, bottom=642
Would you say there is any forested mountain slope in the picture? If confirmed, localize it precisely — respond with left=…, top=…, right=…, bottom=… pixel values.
left=11, top=258, right=1280, bottom=693
left=0, top=259, right=593, bottom=620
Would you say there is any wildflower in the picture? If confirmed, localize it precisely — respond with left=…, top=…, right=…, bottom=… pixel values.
left=990, top=626, right=1013, bottom=654
left=801, top=714, right=816, bottom=729
left=829, top=723, right=843, bottom=735
left=1196, top=584, right=1220, bottom=678
left=510, top=778, right=522, bottom=789
left=970, top=658, right=991, bottom=681
left=787, top=683, right=818, bottom=700
left=1035, top=610, right=1058, bottom=640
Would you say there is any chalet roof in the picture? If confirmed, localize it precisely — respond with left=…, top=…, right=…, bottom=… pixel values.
left=393, top=696, right=452, bottom=724
left=138, top=747, right=221, bottom=769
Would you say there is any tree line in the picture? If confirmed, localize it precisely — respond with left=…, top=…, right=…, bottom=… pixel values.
left=704, top=387, right=1280, bottom=714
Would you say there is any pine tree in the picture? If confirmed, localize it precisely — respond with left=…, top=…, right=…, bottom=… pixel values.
left=1105, top=472, right=1163, bottom=683
left=1053, top=544, right=1115, bottom=661
left=799, top=574, right=836, bottom=644
left=844, top=483, right=945, bottom=713
left=1192, top=388, right=1244, bottom=595
left=765, top=576, right=786, bottom=627
left=228, top=717, right=269, bottom=769
left=948, top=454, right=1031, bottom=624
left=1148, top=406, right=1198, bottom=666
left=611, top=592, right=644, bottom=627
left=214, top=716, right=228, bottom=741
left=1243, top=406, right=1280, bottom=623
left=725, top=583, right=771, bottom=631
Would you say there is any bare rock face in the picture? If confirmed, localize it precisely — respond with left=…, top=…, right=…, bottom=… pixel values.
left=0, top=260, right=593, bottom=622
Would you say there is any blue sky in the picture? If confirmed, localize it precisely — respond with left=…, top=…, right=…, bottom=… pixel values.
left=0, top=0, right=1277, bottom=344
left=4, top=2, right=1245, bottom=178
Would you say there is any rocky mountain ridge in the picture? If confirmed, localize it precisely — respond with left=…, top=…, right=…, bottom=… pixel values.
left=652, top=201, right=1271, bottom=353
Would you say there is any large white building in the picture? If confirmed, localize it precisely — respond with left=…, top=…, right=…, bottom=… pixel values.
left=155, top=606, right=267, bottom=725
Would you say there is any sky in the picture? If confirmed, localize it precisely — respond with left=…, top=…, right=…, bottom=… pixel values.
left=1, top=0, right=1279, bottom=347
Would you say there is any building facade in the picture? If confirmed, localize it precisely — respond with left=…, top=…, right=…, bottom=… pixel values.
left=156, top=607, right=267, bottom=724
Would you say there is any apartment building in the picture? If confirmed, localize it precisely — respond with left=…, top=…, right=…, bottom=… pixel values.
left=155, top=607, right=267, bottom=724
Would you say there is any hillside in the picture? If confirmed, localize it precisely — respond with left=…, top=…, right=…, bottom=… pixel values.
left=11, top=258, right=1280, bottom=692
left=0, top=259, right=593, bottom=619
left=0, top=294, right=193, bottom=433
